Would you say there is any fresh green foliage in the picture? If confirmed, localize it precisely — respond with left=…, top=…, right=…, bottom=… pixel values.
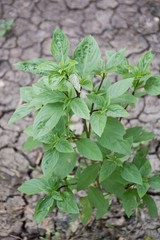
left=77, top=164, right=101, bottom=190
left=143, top=195, right=158, bottom=217
left=76, top=138, right=102, bottom=161
left=73, top=35, right=101, bottom=76
left=88, top=187, right=109, bottom=219
left=121, top=163, right=142, bottom=185
left=34, top=196, right=55, bottom=223
left=149, top=174, right=160, bottom=190
left=122, top=190, right=138, bottom=217
left=90, top=111, right=107, bottom=136
left=80, top=196, right=92, bottom=224
left=10, top=28, right=160, bottom=223
left=57, top=189, right=79, bottom=214
left=51, top=27, right=70, bottom=63
left=70, top=98, right=90, bottom=120
left=42, top=149, right=59, bottom=176
left=99, top=159, right=117, bottom=183
left=144, top=76, right=160, bottom=95
left=0, top=19, right=13, bottom=37
left=107, top=78, right=134, bottom=99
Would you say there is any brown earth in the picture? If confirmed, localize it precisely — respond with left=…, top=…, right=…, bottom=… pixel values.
left=0, top=0, right=160, bottom=239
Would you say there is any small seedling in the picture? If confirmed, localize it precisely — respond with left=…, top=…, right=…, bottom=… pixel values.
left=9, top=27, right=160, bottom=224
left=0, top=19, right=13, bottom=37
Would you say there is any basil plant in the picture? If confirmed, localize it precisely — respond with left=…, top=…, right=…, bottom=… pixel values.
left=9, top=28, right=160, bottom=223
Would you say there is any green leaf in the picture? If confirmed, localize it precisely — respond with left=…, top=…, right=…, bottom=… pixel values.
left=42, top=149, right=59, bottom=176
left=69, top=74, right=81, bottom=92
left=121, top=163, right=142, bottom=185
left=29, top=91, right=66, bottom=107
left=87, top=93, right=107, bottom=108
left=37, top=60, right=57, bottom=71
left=52, top=191, right=63, bottom=201
left=80, top=196, right=92, bottom=224
left=15, top=59, right=52, bottom=75
left=20, top=86, right=35, bottom=102
left=76, top=138, right=103, bottom=161
left=32, top=77, right=50, bottom=94
left=70, top=98, right=90, bottom=120
left=134, top=92, right=146, bottom=98
left=9, top=103, right=32, bottom=124
left=52, top=152, right=77, bottom=179
left=106, top=49, right=126, bottom=71
left=90, top=112, right=107, bottom=137
left=137, top=183, right=150, bottom=198
left=39, top=118, right=66, bottom=143
left=97, top=117, right=131, bottom=155
left=111, top=92, right=137, bottom=106
left=143, top=194, right=158, bottom=217
left=139, top=160, right=151, bottom=177
left=122, top=190, right=138, bottom=217
left=115, top=139, right=132, bottom=155
left=100, top=138, right=131, bottom=156
left=137, top=50, right=154, bottom=71
left=80, top=77, right=93, bottom=91
left=23, top=136, right=41, bottom=151
left=133, top=149, right=148, bottom=169
left=88, top=187, right=109, bottom=219
left=149, top=174, right=160, bottom=190
left=56, top=139, right=74, bottom=153
left=18, top=178, right=48, bottom=195
left=44, top=75, right=65, bottom=91
left=45, top=175, right=60, bottom=191
left=57, top=189, right=79, bottom=214
left=144, top=76, right=160, bottom=95
left=73, top=35, right=101, bottom=76
left=102, top=170, right=126, bottom=198
left=108, top=168, right=128, bottom=185
left=98, top=117, right=125, bottom=142
left=107, top=104, right=129, bottom=117
left=101, top=77, right=111, bottom=91
left=51, top=27, right=70, bottom=63
left=34, top=196, right=55, bottom=223
left=107, top=78, right=134, bottom=99
left=99, top=160, right=117, bottom=183
left=77, top=164, right=100, bottom=190
left=125, top=127, right=154, bottom=143
left=33, top=103, right=63, bottom=139
left=24, top=125, right=33, bottom=136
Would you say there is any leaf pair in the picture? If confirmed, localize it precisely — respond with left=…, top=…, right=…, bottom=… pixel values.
left=34, top=189, right=79, bottom=223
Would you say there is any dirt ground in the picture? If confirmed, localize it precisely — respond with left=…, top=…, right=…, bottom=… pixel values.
left=0, top=0, right=160, bottom=239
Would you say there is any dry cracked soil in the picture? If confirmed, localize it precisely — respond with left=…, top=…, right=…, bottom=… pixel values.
left=0, top=0, right=160, bottom=239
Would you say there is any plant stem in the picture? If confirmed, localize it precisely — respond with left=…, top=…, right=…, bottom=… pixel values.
left=119, top=78, right=140, bottom=122
left=58, top=182, right=77, bottom=191
left=97, top=73, right=106, bottom=92
left=96, top=178, right=101, bottom=190
left=75, top=89, right=80, bottom=97
left=82, top=119, right=90, bottom=138
left=88, top=74, right=106, bottom=190
left=88, top=73, right=106, bottom=137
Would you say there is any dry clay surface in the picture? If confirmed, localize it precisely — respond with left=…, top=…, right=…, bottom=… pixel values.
left=0, top=0, right=160, bottom=239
